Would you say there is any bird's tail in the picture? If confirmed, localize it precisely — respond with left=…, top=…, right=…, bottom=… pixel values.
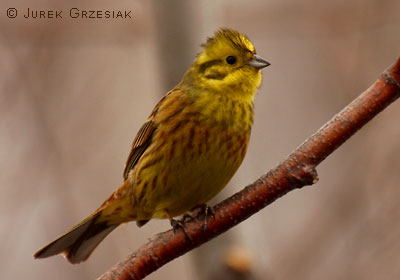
left=34, top=210, right=118, bottom=264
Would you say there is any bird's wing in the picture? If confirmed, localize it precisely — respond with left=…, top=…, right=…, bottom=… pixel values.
left=123, top=119, right=156, bottom=180
left=122, top=91, right=175, bottom=180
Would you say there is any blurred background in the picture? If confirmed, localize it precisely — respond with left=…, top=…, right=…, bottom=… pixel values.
left=1, top=0, right=400, bottom=279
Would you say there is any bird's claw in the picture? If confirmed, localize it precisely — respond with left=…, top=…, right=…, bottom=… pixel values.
left=200, top=205, right=215, bottom=232
left=189, top=204, right=215, bottom=232
left=169, top=218, right=193, bottom=243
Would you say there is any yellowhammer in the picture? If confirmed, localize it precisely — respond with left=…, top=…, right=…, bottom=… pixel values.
left=34, top=28, right=270, bottom=263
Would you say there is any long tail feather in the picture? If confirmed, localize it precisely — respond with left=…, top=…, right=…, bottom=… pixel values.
left=34, top=211, right=118, bottom=264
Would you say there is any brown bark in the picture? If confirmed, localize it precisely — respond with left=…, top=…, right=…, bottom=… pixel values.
left=97, top=57, right=400, bottom=280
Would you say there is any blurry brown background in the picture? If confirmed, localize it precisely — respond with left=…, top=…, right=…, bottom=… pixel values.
left=1, top=0, right=400, bottom=279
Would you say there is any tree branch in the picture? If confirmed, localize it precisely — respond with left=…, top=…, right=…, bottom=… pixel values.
left=97, top=57, right=400, bottom=280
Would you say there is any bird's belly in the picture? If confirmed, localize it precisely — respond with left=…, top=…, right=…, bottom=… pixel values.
left=133, top=127, right=250, bottom=219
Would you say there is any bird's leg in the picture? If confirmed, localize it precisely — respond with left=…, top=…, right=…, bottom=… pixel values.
left=190, top=204, right=215, bottom=232
left=165, top=211, right=193, bottom=243
left=182, top=213, right=195, bottom=222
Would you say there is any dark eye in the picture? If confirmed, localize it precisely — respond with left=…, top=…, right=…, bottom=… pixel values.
left=226, top=56, right=236, bottom=65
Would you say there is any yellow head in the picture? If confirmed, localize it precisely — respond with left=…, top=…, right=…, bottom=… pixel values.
left=183, top=28, right=270, bottom=96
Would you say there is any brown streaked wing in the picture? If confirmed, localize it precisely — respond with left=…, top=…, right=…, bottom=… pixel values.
left=123, top=88, right=179, bottom=180
left=123, top=120, right=157, bottom=180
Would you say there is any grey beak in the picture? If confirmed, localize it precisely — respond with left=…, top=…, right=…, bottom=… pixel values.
left=248, top=55, right=270, bottom=69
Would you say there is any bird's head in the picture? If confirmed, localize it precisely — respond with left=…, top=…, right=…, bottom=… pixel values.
left=184, top=28, right=270, bottom=95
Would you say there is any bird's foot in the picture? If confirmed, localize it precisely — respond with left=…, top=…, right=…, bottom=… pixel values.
left=182, top=213, right=195, bottom=222
left=190, top=204, right=215, bottom=232
left=166, top=212, right=193, bottom=243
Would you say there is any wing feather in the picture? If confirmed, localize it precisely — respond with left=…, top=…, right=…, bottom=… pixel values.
left=123, top=120, right=156, bottom=180
left=123, top=89, right=178, bottom=180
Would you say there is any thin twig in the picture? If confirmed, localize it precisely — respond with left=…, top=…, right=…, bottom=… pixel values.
left=97, top=57, right=400, bottom=280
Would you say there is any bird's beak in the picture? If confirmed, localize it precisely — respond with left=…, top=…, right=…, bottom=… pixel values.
left=248, top=55, right=270, bottom=69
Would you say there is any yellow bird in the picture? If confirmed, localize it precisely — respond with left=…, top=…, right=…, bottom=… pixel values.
left=34, top=28, right=270, bottom=263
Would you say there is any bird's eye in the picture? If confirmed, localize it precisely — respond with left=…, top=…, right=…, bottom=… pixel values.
left=226, top=56, right=236, bottom=65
